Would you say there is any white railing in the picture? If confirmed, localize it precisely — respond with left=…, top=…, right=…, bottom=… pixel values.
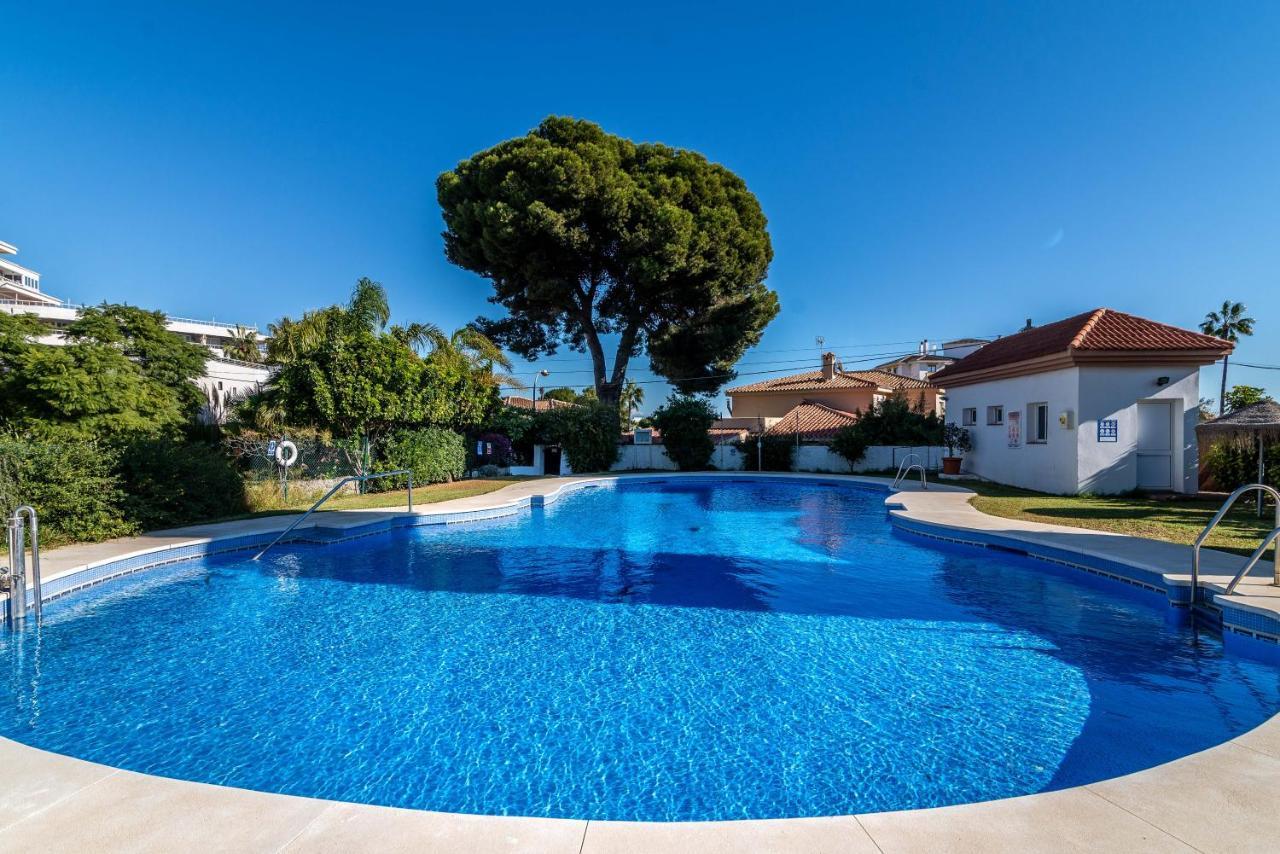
left=1, top=298, right=259, bottom=332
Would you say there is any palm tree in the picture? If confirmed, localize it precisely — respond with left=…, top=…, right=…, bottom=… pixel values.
left=391, top=321, right=519, bottom=388
left=619, top=379, right=644, bottom=427
left=1200, top=300, right=1255, bottom=415
left=222, top=325, right=262, bottom=363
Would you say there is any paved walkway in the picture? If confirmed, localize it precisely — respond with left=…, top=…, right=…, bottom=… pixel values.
left=2, top=473, right=1278, bottom=853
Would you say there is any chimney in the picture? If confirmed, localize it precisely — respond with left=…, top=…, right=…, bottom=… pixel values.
left=1024, top=318, right=1033, bottom=331
left=919, top=339, right=929, bottom=355
left=821, top=351, right=836, bottom=381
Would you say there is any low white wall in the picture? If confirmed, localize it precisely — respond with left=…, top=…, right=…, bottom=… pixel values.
left=608, top=443, right=945, bottom=473
left=612, top=444, right=681, bottom=471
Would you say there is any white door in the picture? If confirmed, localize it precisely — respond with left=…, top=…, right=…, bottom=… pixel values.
left=1136, top=401, right=1174, bottom=490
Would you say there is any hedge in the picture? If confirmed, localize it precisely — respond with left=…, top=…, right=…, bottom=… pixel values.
left=651, top=396, right=716, bottom=471
left=117, top=437, right=247, bottom=531
left=378, top=427, right=466, bottom=486
left=735, top=434, right=795, bottom=472
left=0, top=433, right=133, bottom=547
left=539, top=403, right=621, bottom=473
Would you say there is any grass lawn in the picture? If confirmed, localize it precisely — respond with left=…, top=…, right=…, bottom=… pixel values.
left=963, top=482, right=1275, bottom=557
left=236, top=477, right=540, bottom=520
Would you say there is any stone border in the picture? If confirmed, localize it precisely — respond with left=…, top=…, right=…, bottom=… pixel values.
left=2, top=472, right=1278, bottom=852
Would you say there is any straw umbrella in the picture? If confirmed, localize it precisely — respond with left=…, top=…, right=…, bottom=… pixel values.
left=1196, top=400, right=1280, bottom=515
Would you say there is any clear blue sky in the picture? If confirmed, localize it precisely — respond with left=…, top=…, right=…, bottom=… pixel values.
left=4, top=1, right=1279, bottom=413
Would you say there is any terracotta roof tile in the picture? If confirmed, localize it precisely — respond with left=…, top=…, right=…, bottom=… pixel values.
left=727, top=367, right=932, bottom=395
left=501, top=395, right=580, bottom=411
left=763, top=401, right=860, bottom=442
left=931, top=309, right=1231, bottom=382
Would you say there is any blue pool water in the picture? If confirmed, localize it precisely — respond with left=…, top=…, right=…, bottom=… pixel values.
left=2, top=479, right=1278, bottom=821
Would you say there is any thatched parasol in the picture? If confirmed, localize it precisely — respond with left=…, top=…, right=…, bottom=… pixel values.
left=1197, top=400, right=1280, bottom=514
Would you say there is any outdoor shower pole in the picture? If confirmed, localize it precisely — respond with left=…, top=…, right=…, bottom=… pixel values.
left=1259, top=434, right=1266, bottom=518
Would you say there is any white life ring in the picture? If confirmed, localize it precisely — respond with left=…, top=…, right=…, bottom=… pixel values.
left=274, top=440, right=299, bottom=468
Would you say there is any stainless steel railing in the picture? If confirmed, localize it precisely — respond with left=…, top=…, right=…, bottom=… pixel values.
left=1191, top=483, right=1280, bottom=602
left=252, top=470, right=414, bottom=561
left=891, top=454, right=928, bottom=491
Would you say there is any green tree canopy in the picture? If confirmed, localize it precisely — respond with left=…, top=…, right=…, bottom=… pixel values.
left=242, top=279, right=504, bottom=469
left=437, top=116, right=779, bottom=404
left=0, top=305, right=208, bottom=439
left=651, top=394, right=716, bottom=471
left=1223, top=384, right=1271, bottom=413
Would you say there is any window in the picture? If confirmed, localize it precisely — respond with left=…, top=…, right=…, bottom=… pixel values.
left=1028, top=403, right=1049, bottom=443
left=986, top=405, right=1003, bottom=425
left=961, top=407, right=977, bottom=426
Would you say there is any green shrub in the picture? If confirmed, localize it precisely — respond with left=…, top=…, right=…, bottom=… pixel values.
left=829, top=425, right=869, bottom=472
left=851, top=394, right=943, bottom=445
left=0, top=432, right=133, bottom=548
left=1204, top=439, right=1280, bottom=491
left=378, top=427, right=466, bottom=486
left=540, top=403, right=620, bottom=473
left=117, top=437, right=247, bottom=531
left=735, top=434, right=795, bottom=472
left=651, top=395, right=716, bottom=471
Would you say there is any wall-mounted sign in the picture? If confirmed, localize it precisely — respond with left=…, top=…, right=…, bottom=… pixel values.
left=1007, top=410, right=1021, bottom=448
left=1098, top=419, right=1118, bottom=443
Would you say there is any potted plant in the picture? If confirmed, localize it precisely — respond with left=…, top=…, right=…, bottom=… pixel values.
left=941, top=423, right=972, bottom=475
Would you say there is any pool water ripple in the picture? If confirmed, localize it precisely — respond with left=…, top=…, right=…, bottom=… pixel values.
left=1, top=480, right=1277, bottom=820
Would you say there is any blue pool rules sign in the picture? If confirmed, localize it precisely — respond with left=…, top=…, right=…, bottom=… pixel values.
left=1098, top=419, right=1118, bottom=443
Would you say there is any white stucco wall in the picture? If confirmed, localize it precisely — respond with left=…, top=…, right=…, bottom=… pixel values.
left=945, top=364, right=1203, bottom=494
left=1075, top=365, right=1200, bottom=494
left=944, top=367, right=1081, bottom=494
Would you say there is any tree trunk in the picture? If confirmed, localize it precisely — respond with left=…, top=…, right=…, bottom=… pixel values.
left=1220, top=355, right=1230, bottom=415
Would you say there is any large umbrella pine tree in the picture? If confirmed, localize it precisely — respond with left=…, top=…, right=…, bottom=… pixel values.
left=437, top=116, right=780, bottom=406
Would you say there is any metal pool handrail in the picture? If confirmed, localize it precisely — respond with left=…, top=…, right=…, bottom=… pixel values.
left=252, top=470, right=414, bottom=561
left=1192, top=483, right=1280, bottom=600
left=3, top=505, right=42, bottom=626
left=892, top=454, right=928, bottom=491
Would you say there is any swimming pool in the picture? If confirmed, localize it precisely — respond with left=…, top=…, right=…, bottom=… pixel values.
left=1, top=478, right=1277, bottom=822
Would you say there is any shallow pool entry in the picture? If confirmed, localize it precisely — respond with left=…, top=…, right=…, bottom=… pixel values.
left=2, top=480, right=1278, bottom=820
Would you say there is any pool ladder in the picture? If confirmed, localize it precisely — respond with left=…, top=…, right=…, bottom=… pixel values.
left=252, top=469, right=414, bottom=561
left=1191, top=483, right=1280, bottom=605
left=1, top=506, right=43, bottom=627
left=891, top=454, right=928, bottom=491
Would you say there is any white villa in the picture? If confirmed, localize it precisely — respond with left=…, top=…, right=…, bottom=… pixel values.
left=1, top=241, right=272, bottom=422
left=877, top=338, right=990, bottom=381
left=932, top=309, right=1232, bottom=495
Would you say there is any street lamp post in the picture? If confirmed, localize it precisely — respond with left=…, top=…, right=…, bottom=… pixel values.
left=532, top=369, right=550, bottom=411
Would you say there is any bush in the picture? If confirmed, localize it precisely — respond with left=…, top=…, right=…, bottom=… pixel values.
left=0, top=432, right=132, bottom=548
left=735, top=434, right=795, bottom=472
left=1204, top=439, right=1280, bottom=491
left=829, top=425, right=869, bottom=472
left=851, top=394, right=943, bottom=445
left=651, top=395, right=716, bottom=471
left=475, top=432, right=515, bottom=467
left=117, top=437, right=248, bottom=531
left=541, top=403, right=620, bottom=473
left=378, top=427, right=467, bottom=486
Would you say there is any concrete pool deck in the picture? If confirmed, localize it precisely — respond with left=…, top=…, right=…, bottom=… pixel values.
left=2, top=473, right=1279, bottom=853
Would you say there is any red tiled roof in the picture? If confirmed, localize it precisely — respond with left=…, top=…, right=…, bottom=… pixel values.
left=727, top=367, right=932, bottom=395
left=708, top=427, right=749, bottom=445
left=931, top=309, right=1231, bottom=383
left=763, top=401, right=860, bottom=442
left=501, top=395, right=580, bottom=411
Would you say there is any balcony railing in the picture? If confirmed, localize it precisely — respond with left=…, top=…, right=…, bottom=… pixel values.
left=0, top=298, right=259, bottom=332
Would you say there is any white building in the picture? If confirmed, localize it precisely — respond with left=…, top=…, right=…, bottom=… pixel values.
left=931, top=309, right=1231, bottom=494
left=1, top=241, right=271, bottom=422
left=878, top=338, right=990, bottom=381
